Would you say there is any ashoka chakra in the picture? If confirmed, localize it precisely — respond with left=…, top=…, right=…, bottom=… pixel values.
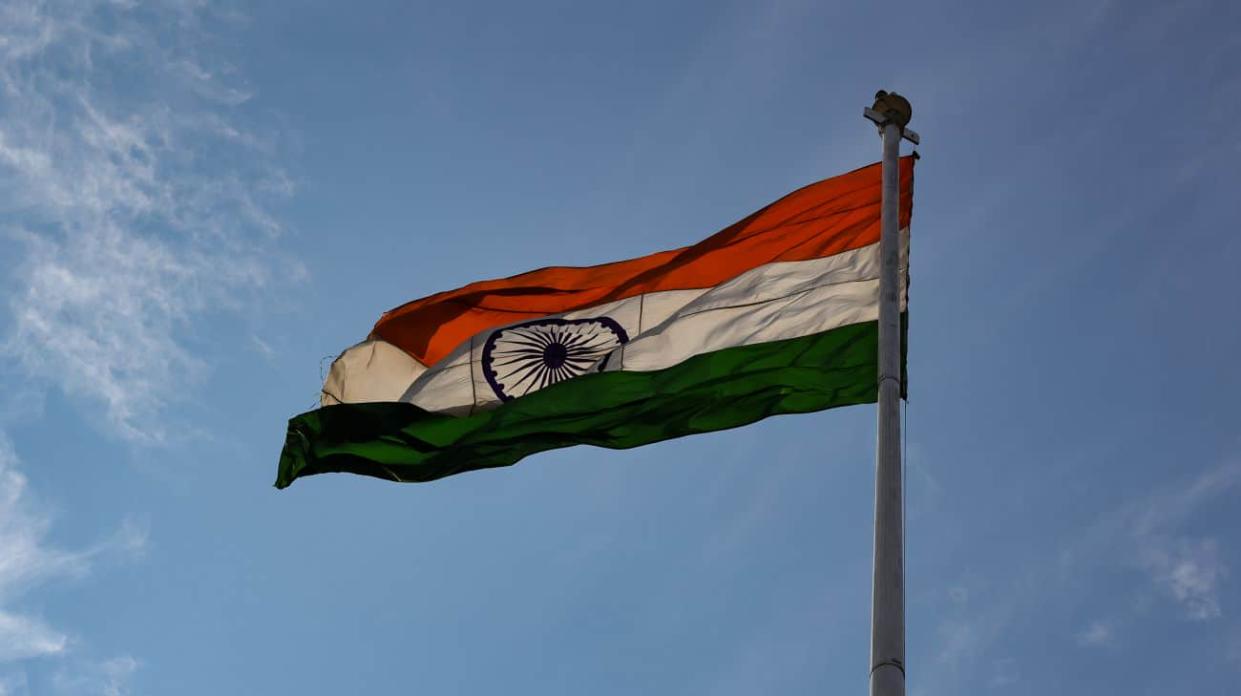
left=481, top=317, right=629, bottom=402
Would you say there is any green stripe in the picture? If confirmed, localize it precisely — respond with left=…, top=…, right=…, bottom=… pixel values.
left=276, top=320, right=885, bottom=489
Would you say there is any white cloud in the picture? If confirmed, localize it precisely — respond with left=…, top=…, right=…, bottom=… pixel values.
left=1126, top=462, right=1238, bottom=621
left=0, top=613, right=67, bottom=663
left=0, top=1, right=281, bottom=686
left=1140, top=537, right=1225, bottom=621
left=932, top=597, right=1021, bottom=680
left=0, top=0, right=298, bottom=442
left=1061, top=460, right=1239, bottom=622
left=1076, top=620, right=1115, bottom=647
left=251, top=334, right=276, bottom=360
left=935, top=618, right=979, bottom=669
left=53, top=655, right=139, bottom=696
left=0, top=438, right=82, bottom=661
left=923, top=461, right=1236, bottom=692
left=1130, top=460, right=1241, bottom=537
left=0, top=434, right=144, bottom=669
left=906, top=448, right=943, bottom=522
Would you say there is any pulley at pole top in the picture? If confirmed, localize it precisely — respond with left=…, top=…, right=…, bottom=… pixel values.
left=864, top=90, right=920, bottom=145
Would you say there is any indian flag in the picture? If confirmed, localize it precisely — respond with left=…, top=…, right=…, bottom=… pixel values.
left=276, top=157, right=914, bottom=488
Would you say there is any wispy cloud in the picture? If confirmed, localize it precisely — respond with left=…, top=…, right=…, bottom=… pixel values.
left=934, top=618, right=980, bottom=670
left=1053, top=460, right=1240, bottom=623
left=0, top=0, right=298, bottom=443
left=1108, top=461, right=1236, bottom=620
left=0, top=439, right=83, bottom=661
left=0, top=435, right=145, bottom=667
left=250, top=334, right=276, bottom=360
left=1140, top=538, right=1226, bottom=621
left=1130, top=461, right=1241, bottom=537
left=1076, top=620, right=1115, bottom=647
left=931, top=577, right=1023, bottom=677
left=0, top=653, right=142, bottom=696
left=924, top=459, right=1237, bottom=692
left=0, top=613, right=67, bottom=664
left=0, top=1, right=285, bottom=686
left=53, top=655, right=139, bottom=696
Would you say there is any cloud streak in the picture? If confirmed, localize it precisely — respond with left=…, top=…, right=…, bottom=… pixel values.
left=1076, top=620, right=1114, bottom=647
left=0, top=0, right=298, bottom=442
left=924, top=459, right=1238, bottom=692
left=53, top=655, right=139, bottom=696
left=0, top=1, right=278, bottom=690
left=1107, top=461, right=1237, bottom=621
left=0, top=436, right=145, bottom=665
left=1048, top=459, right=1240, bottom=623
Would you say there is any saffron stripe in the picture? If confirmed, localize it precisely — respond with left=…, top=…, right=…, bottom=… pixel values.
left=372, top=157, right=914, bottom=366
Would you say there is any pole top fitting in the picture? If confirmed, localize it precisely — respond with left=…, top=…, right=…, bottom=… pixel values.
left=871, top=90, right=912, bottom=128
left=863, top=90, right=920, bottom=145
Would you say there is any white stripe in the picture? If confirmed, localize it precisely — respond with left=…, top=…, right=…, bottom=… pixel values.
left=323, top=230, right=907, bottom=411
left=610, top=277, right=879, bottom=372
left=606, top=229, right=908, bottom=372
left=321, top=338, right=425, bottom=406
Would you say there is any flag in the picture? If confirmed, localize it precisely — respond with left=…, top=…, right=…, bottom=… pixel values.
left=276, top=157, right=914, bottom=488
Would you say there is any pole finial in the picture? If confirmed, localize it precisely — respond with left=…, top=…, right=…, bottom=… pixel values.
left=864, top=90, right=919, bottom=145
left=871, top=90, right=912, bottom=128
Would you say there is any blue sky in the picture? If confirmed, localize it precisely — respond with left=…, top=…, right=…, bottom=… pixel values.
left=0, top=0, right=1238, bottom=693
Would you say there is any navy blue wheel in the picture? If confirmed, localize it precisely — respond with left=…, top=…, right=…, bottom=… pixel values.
left=481, top=317, right=629, bottom=402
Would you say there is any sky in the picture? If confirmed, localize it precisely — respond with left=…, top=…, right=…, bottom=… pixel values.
left=0, top=0, right=1238, bottom=694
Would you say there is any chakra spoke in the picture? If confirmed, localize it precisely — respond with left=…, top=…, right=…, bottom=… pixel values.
left=509, top=364, right=546, bottom=394
left=503, top=358, right=549, bottom=386
left=491, top=355, right=548, bottom=369
left=514, top=328, right=551, bottom=344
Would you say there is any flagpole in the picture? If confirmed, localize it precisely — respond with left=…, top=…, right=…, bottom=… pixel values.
left=864, top=91, right=917, bottom=696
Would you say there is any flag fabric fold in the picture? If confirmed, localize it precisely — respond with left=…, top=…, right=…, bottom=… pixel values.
left=276, top=157, right=914, bottom=488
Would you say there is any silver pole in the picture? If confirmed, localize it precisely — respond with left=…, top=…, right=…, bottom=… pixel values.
left=863, top=91, right=917, bottom=696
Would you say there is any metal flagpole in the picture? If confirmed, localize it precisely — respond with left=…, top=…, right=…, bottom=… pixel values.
left=863, top=91, right=917, bottom=696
